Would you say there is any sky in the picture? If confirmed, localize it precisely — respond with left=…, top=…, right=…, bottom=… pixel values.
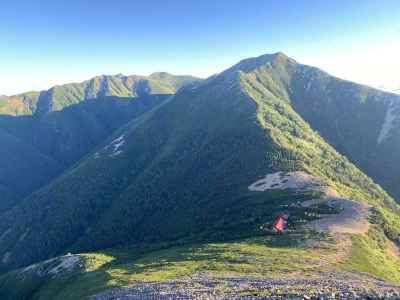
left=1, top=0, right=399, bottom=95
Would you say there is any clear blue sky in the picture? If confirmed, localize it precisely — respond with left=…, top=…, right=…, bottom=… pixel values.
left=1, top=0, right=399, bottom=95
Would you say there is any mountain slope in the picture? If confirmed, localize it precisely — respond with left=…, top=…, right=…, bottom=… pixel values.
left=219, top=52, right=400, bottom=203
left=0, top=92, right=40, bottom=116
left=1, top=234, right=399, bottom=300
left=0, top=71, right=279, bottom=268
left=0, top=53, right=399, bottom=273
left=0, top=95, right=171, bottom=167
left=0, top=128, right=61, bottom=212
left=0, top=73, right=201, bottom=116
left=0, top=74, right=200, bottom=212
left=0, top=95, right=172, bottom=212
left=286, top=64, right=400, bottom=203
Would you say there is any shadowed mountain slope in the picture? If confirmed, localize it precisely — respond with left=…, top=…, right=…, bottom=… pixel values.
left=0, top=95, right=171, bottom=212
left=0, top=73, right=200, bottom=212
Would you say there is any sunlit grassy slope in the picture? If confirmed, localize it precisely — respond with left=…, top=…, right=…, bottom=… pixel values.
left=0, top=228, right=399, bottom=300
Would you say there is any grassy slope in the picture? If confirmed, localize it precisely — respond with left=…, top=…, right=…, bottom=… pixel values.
left=343, top=228, right=400, bottom=283
left=0, top=229, right=399, bottom=300
left=0, top=235, right=322, bottom=299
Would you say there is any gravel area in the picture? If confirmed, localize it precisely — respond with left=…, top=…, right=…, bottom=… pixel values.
left=90, top=272, right=400, bottom=299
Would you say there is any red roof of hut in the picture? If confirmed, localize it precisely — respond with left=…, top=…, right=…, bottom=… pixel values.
left=272, top=213, right=289, bottom=233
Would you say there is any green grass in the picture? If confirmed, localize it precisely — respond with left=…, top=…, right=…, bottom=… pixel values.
left=0, top=232, right=333, bottom=299
left=340, top=227, right=400, bottom=283
left=101, top=232, right=323, bottom=283
left=3, top=229, right=399, bottom=300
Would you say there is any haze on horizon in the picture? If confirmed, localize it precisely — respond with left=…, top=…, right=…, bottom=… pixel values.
left=1, top=0, right=399, bottom=95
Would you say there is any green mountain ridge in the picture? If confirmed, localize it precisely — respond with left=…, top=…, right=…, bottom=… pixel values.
left=0, top=53, right=399, bottom=270
left=0, top=53, right=399, bottom=299
left=0, top=73, right=201, bottom=116
left=286, top=64, right=400, bottom=202
left=226, top=53, right=400, bottom=202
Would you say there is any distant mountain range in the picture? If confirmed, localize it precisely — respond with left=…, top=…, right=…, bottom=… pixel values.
left=0, top=73, right=200, bottom=116
left=0, top=53, right=399, bottom=298
left=378, top=85, right=400, bottom=95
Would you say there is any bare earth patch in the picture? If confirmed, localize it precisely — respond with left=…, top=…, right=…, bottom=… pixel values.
left=308, top=198, right=371, bottom=234
left=387, top=240, right=400, bottom=261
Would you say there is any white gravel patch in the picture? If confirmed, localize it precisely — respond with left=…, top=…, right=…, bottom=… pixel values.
left=21, top=254, right=82, bottom=277
left=378, top=102, right=397, bottom=144
left=95, top=134, right=126, bottom=159
left=22, top=262, right=40, bottom=273
left=107, top=135, right=125, bottom=158
left=374, top=93, right=400, bottom=144
left=48, top=255, right=81, bottom=274
left=248, top=171, right=323, bottom=192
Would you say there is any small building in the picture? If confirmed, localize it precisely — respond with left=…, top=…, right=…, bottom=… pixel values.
left=272, top=213, right=289, bottom=233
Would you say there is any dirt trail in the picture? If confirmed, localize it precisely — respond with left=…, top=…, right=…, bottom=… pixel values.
left=387, top=241, right=400, bottom=260
left=309, top=236, right=353, bottom=267
left=248, top=172, right=372, bottom=235
left=307, top=198, right=371, bottom=235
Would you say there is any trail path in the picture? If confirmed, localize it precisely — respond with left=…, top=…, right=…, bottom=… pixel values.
left=248, top=172, right=372, bottom=235
left=387, top=240, right=400, bottom=260
left=307, top=198, right=371, bottom=234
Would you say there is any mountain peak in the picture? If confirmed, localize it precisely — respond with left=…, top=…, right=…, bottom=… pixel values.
left=271, top=51, right=289, bottom=58
left=223, top=51, right=296, bottom=75
left=149, top=72, right=172, bottom=77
